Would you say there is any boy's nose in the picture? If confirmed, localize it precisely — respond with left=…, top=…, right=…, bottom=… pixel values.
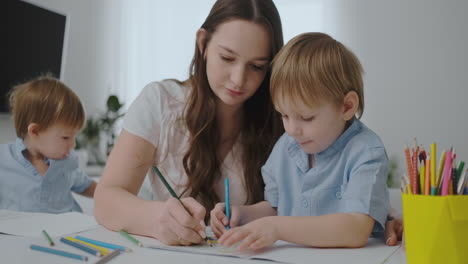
left=286, top=121, right=301, bottom=137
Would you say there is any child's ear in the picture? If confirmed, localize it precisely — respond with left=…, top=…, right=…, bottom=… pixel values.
left=196, top=28, right=208, bottom=60
left=342, top=91, right=359, bottom=121
left=27, top=123, right=41, bottom=137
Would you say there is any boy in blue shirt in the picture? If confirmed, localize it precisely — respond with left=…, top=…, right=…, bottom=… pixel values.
left=0, top=76, right=97, bottom=213
left=211, top=32, right=390, bottom=249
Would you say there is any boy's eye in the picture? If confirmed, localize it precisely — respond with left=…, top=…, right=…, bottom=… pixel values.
left=250, top=64, right=266, bottom=72
left=63, top=137, right=69, bottom=140
left=301, top=116, right=315, bottom=121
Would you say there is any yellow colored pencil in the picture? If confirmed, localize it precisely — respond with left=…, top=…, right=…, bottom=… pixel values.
left=430, top=143, right=436, bottom=191
left=436, top=150, right=446, bottom=191
left=65, top=236, right=110, bottom=256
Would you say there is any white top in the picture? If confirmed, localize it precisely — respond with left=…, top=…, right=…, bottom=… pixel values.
left=123, top=80, right=247, bottom=205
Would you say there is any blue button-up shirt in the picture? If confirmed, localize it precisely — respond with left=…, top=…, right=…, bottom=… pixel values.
left=263, top=118, right=390, bottom=232
left=0, top=138, right=92, bottom=213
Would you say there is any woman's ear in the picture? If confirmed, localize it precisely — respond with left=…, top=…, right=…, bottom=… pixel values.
left=342, top=91, right=359, bottom=121
left=27, top=123, right=41, bottom=138
left=196, top=28, right=208, bottom=58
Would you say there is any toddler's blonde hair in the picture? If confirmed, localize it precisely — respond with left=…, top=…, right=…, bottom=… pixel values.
left=9, top=75, right=85, bottom=138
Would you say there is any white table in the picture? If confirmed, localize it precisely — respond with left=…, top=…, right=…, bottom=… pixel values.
left=0, top=226, right=406, bottom=264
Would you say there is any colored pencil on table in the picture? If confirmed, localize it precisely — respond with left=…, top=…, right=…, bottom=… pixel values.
left=94, top=249, right=121, bottom=264
left=119, top=229, right=143, bottom=247
left=42, top=230, right=54, bottom=246
left=30, top=244, right=88, bottom=261
left=60, top=237, right=101, bottom=256
left=66, top=236, right=109, bottom=256
left=75, top=236, right=132, bottom=252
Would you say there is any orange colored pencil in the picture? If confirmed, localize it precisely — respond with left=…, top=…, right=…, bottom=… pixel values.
left=404, top=146, right=415, bottom=194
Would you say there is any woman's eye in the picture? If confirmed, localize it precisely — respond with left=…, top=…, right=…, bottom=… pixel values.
left=221, top=56, right=234, bottom=62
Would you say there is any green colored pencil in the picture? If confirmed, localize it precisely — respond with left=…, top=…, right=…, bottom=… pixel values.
left=119, top=229, right=142, bottom=247
left=153, top=166, right=179, bottom=198
left=42, top=230, right=54, bottom=246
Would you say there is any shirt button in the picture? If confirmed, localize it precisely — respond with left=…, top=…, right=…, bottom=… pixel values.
left=302, top=198, right=308, bottom=208
left=336, top=191, right=342, bottom=199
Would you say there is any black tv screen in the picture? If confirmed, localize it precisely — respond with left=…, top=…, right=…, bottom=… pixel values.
left=1, top=0, right=67, bottom=112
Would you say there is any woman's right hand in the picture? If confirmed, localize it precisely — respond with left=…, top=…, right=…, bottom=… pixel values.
left=155, top=197, right=207, bottom=246
left=210, top=202, right=242, bottom=238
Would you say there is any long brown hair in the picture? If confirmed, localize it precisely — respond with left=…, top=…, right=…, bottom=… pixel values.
left=182, top=0, right=284, bottom=214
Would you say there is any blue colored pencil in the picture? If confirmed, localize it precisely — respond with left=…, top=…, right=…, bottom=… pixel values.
left=225, top=178, right=231, bottom=230
left=60, top=237, right=101, bottom=256
left=75, top=236, right=132, bottom=252
left=30, top=244, right=88, bottom=261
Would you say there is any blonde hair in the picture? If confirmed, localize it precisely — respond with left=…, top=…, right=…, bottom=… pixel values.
left=9, top=75, right=85, bottom=138
left=270, top=32, right=364, bottom=118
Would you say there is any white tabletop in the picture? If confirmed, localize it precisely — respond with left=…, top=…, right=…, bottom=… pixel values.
left=0, top=225, right=406, bottom=264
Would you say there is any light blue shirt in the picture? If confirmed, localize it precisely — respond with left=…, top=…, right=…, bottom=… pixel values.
left=0, top=138, right=93, bottom=213
left=263, top=118, right=390, bottom=233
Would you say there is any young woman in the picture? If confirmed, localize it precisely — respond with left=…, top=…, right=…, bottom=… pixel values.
left=94, top=0, right=284, bottom=246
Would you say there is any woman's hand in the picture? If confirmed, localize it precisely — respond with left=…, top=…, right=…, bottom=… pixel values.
left=154, top=197, right=206, bottom=246
left=218, top=216, right=279, bottom=251
left=384, top=217, right=403, bottom=246
left=210, top=202, right=242, bottom=238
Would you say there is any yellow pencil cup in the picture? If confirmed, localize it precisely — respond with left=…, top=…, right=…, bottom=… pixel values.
left=402, top=194, right=468, bottom=264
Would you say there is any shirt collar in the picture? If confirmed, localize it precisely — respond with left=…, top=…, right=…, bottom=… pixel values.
left=14, top=137, right=28, bottom=163
left=316, top=117, right=362, bottom=159
left=287, top=117, right=362, bottom=172
left=14, top=137, right=50, bottom=167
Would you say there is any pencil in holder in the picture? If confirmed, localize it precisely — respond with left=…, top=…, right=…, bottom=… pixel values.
left=402, top=194, right=468, bottom=264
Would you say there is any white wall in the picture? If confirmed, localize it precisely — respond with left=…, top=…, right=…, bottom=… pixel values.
left=321, top=0, right=468, bottom=181
left=2, top=0, right=466, bottom=180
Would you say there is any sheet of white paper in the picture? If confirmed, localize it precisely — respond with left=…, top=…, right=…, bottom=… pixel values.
left=141, top=233, right=400, bottom=264
left=250, top=239, right=401, bottom=264
left=0, top=210, right=98, bottom=237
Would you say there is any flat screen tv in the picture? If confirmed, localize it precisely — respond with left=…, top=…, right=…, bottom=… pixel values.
left=1, top=0, right=67, bottom=112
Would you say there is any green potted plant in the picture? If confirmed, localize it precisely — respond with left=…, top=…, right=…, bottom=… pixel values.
left=76, top=95, right=124, bottom=166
